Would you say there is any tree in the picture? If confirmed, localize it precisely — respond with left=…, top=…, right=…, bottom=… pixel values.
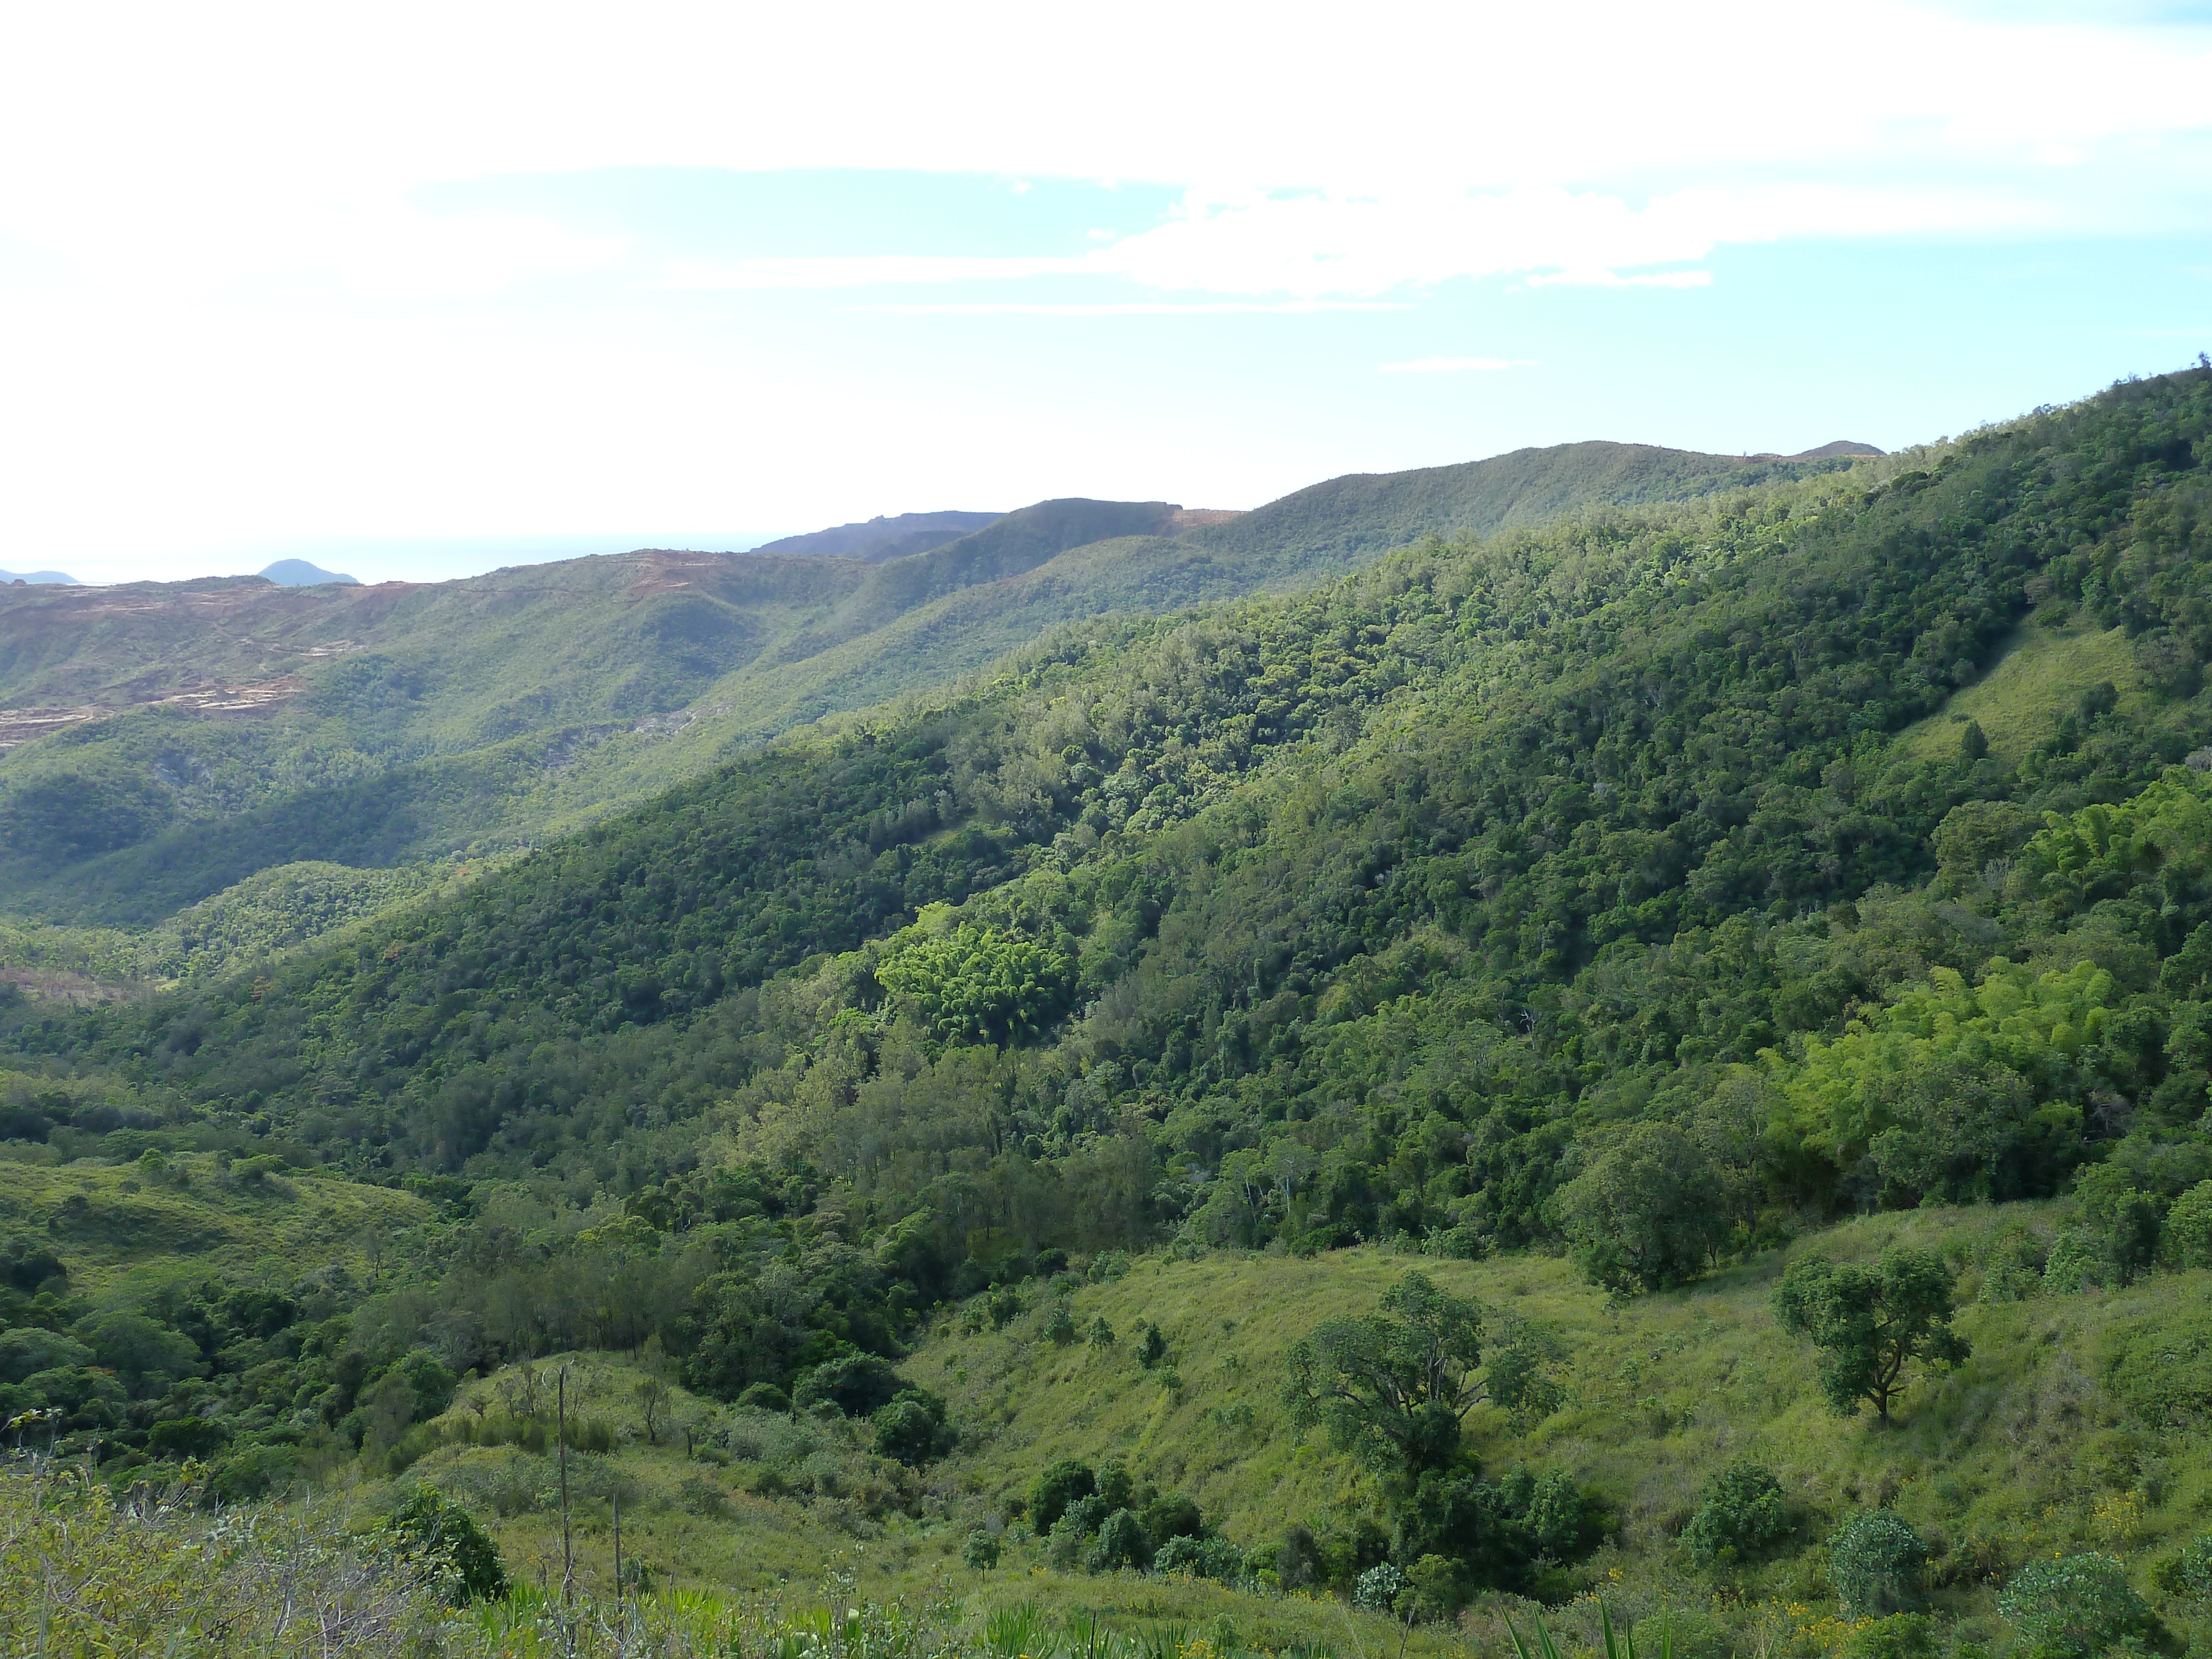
left=1284, top=1271, right=1485, bottom=1478
left=1829, top=1511, right=1927, bottom=1616
left=1553, top=1123, right=1731, bottom=1293
left=1027, top=1459, right=1096, bottom=1532
left=1774, top=1249, right=1968, bottom=1423
left=634, top=1375, right=671, bottom=1445
left=1136, top=1321, right=1167, bottom=1369
left=1044, top=1301, right=1077, bottom=1345
left=1087, top=1316, right=1115, bottom=1349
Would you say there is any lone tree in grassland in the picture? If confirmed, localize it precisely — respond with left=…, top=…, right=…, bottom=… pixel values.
left=1283, top=1271, right=1485, bottom=1480
left=1774, top=1248, right=1969, bottom=1423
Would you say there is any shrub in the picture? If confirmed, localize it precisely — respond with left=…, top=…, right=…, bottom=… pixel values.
left=1061, top=1494, right=1109, bottom=1537
left=1353, top=1561, right=1408, bottom=1613
left=2168, top=1181, right=2212, bottom=1269
left=962, top=1528, right=1001, bottom=1570
left=987, top=1287, right=1022, bottom=1330
left=1087, top=1317, right=1115, bottom=1348
left=378, top=1485, right=509, bottom=1604
left=1088, top=1509, right=1154, bottom=1572
left=2154, top=1533, right=2212, bottom=1600
left=1829, top=1511, right=1927, bottom=1616
left=1027, top=1459, right=1095, bottom=1532
left=872, top=1389, right=954, bottom=1466
left=1156, top=1533, right=1244, bottom=1582
left=1045, top=1517, right=1087, bottom=1571
left=1683, top=1460, right=1792, bottom=1567
left=1044, top=1302, right=1077, bottom=1346
left=735, top=1383, right=790, bottom=1413
left=1999, top=1554, right=2158, bottom=1659
left=2042, top=1227, right=2106, bottom=1294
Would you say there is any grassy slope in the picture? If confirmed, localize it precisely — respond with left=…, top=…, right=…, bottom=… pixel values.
left=0, top=1152, right=427, bottom=1293
left=1892, top=623, right=2150, bottom=765
left=947, top=1217, right=2182, bottom=1646
left=375, top=1211, right=2210, bottom=1652
left=907, top=1218, right=2210, bottom=1599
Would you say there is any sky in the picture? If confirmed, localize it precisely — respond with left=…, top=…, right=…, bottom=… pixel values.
left=3, top=3, right=2211, bottom=587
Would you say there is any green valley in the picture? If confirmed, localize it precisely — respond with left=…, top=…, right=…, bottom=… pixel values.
left=9, top=371, right=2212, bottom=1659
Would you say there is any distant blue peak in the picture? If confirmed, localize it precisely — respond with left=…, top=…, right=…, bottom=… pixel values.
left=259, top=559, right=362, bottom=587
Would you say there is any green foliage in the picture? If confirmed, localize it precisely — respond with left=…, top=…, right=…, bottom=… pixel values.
left=1029, top=1458, right=1097, bottom=1532
left=793, top=1354, right=904, bottom=1417
left=1775, top=1249, right=1969, bottom=1421
left=2166, top=1180, right=2212, bottom=1268
left=1829, top=1510, right=1928, bottom=1616
left=878, top=920, right=1076, bottom=1046
left=380, top=1484, right=510, bottom=1604
left=1044, top=1301, right=1078, bottom=1345
left=1999, top=1553, right=2158, bottom=1659
left=2153, top=1534, right=2212, bottom=1600
left=1554, top=1121, right=1730, bottom=1292
left=872, top=1387, right=954, bottom=1465
left=1136, top=1321, right=1167, bottom=1369
left=1681, top=1459, right=1792, bottom=1567
left=1155, top=1533, right=1243, bottom=1582
left=963, top=1527, right=1002, bottom=1570
left=1088, top=1508, right=1155, bottom=1572
left=1284, top=1272, right=1484, bottom=1477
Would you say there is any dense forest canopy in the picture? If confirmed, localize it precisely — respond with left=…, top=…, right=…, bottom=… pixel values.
left=7, top=371, right=2208, bottom=1277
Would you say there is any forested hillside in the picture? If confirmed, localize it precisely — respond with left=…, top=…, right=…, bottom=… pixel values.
left=7, top=372, right=2211, bottom=1657
left=0, top=440, right=1865, bottom=944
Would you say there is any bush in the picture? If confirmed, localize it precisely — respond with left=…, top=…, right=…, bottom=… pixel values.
left=2042, top=1227, right=2106, bottom=1294
left=378, top=1485, right=509, bottom=1604
left=1061, top=1494, right=1108, bottom=1537
left=962, top=1528, right=1001, bottom=1570
left=1044, top=1302, right=1077, bottom=1346
left=1136, top=1322, right=1167, bottom=1368
left=872, top=1389, right=954, bottom=1466
left=1683, top=1460, right=1792, bottom=1567
left=1088, top=1508, right=1154, bottom=1572
left=1829, top=1511, right=1927, bottom=1616
left=735, top=1382, right=790, bottom=1413
left=1027, top=1459, right=1095, bottom=1532
left=1999, top=1554, right=2158, bottom=1659
left=1353, top=1561, right=1408, bottom=1613
left=1156, top=1533, right=1244, bottom=1582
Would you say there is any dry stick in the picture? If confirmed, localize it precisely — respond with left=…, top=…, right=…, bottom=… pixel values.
left=558, top=1365, right=573, bottom=1609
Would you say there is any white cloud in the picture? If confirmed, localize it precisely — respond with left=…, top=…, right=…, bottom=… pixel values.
left=847, top=301, right=1408, bottom=316
left=3, top=1, right=2210, bottom=571
left=1380, top=358, right=1534, bottom=373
